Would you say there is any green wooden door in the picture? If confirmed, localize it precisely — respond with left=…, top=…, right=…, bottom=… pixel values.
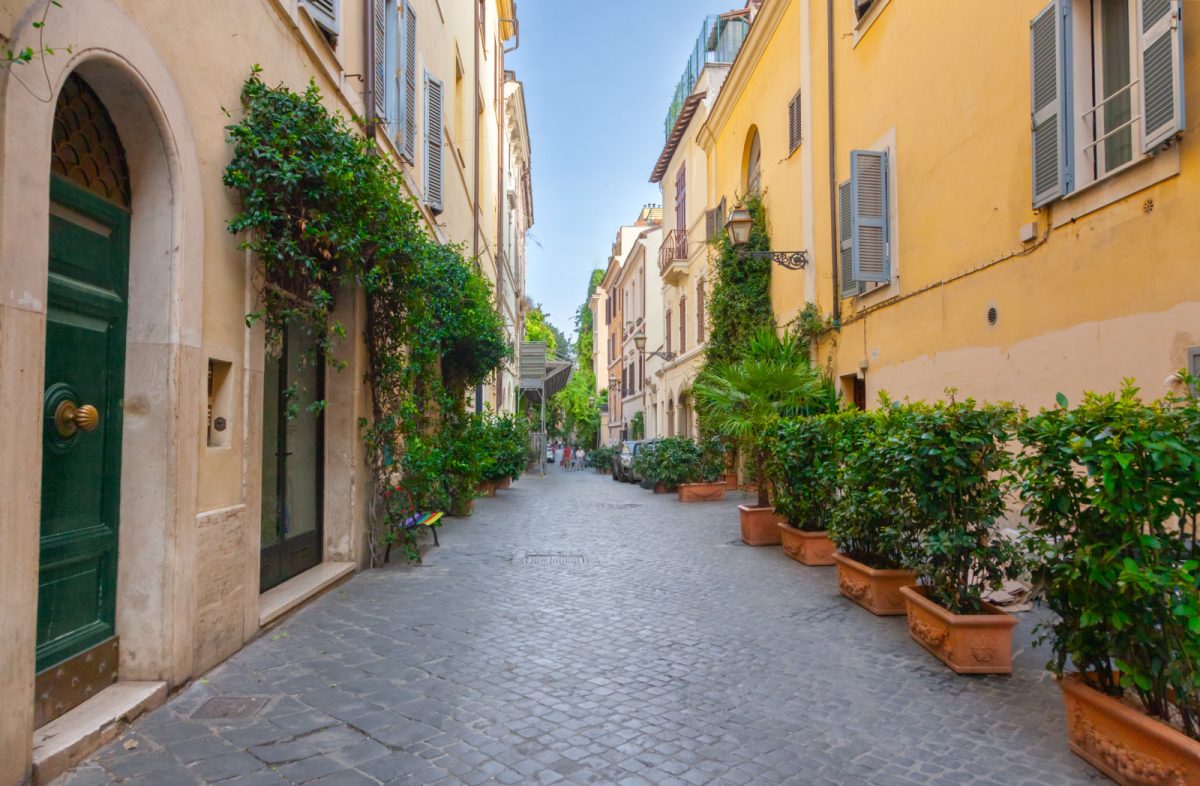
left=37, top=175, right=129, bottom=685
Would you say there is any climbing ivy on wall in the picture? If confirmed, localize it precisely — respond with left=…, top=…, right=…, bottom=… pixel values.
left=703, top=193, right=776, bottom=370
left=223, top=69, right=510, bottom=564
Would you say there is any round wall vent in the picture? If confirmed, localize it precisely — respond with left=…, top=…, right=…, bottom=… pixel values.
left=987, top=307, right=998, bottom=326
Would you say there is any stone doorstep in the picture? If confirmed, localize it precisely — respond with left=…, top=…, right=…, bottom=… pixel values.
left=258, top=561, right=356, bottom=629
left=32, top=680, right=167, bottom=785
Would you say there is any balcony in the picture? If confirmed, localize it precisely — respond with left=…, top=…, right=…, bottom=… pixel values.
left=663, top=12, right=750, bottom=141
left=658, top=229, right=689, bottom=284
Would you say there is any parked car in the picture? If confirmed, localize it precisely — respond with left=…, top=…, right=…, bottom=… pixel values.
left=615, top=439, right=646, bottom=483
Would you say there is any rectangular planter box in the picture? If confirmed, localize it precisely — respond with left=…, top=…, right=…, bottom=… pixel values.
left=653, top=483, right=673, bottom=494
left=678, top=482, right=726, bottom=502
left=738, top=505, right=782, bottom=546
left=475, top=481, right=498, bottom=497
left=1060, top=673, right=1200, bottom=785
left=725, top=471, right=738, bottom=490
left=899, top=585, right=1017, bottom=674
left=778, top=523, right=836, bottom=566
left=499, top=478, right=512, bottom=489
left=832, top=552, right=915, bottom=615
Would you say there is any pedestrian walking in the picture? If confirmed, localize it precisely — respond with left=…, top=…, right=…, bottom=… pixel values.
left=577, top=447, right=587, bottom=471
left=562, top=444, right=571, bottom=471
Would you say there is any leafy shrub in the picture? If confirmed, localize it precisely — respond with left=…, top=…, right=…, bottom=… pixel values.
left=828, top=409, right=908, bottom=568
left=587, top=445, right=616, bottom=469
left=631, top=440, right=663, bottom=485
left=767, top=414, right=843, bottom=531
left=1017, top=382, right=1200, bottom=739
left=637, top=436, right=725, bottom=488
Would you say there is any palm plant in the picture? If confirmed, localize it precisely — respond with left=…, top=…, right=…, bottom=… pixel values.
left=693, top=328, right=838, bottom=507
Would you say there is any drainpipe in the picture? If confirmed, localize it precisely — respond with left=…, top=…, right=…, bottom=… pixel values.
left=364, top=0, right=377, bottom=138
left=473, top=0, right=481, bottom=262
left=827, top=0, right=840, bottom=328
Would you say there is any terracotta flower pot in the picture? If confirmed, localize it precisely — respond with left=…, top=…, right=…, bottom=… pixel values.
left=777, top=523, right=836, bottom=566
left=833, top=552, right=916, bottom=616
left=499, top=478, right=512, bottom=489
left=1060, top=673, right=1200, bottom=785
left=738, top=505, right=783, bottom=546
left=677, top=481, right=727, bottom=502
left=899, top=585, right=1018, bottom=674
left=449, top=497, right=475, bottom=517
left=725, top=471, right=738, bottom=491
left=653, top=482, right=670, bottom=494
left=475, top=480, right=498, bottom=497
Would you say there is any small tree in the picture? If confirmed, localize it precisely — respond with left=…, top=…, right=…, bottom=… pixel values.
left=693, top=328, right=837, bottom=507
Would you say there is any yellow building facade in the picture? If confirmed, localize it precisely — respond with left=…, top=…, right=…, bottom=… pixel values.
left=700, top=0, right=1199, bottom=412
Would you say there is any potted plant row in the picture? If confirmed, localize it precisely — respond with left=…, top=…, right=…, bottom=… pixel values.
left=693, top=328, right=838, bottom=546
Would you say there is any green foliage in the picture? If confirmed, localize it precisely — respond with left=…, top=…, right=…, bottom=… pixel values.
left=586, top=444, right=617, bottom=470
left=828, top=409, right=911, bottom=568
left=525, top=307, right=558, bottom=359
left=703, top=193, right=775, bottom=369
left=224, top=72, right=509, bottom=563
left=767, top=413, right=849, bottom=532
left=633, top=436, right=724, bottom=487
left=575, top=269, right=605, bottom=371
left=631, top=441, right=662, bottom=485
left=553, top=369, right=603, bottom=445
left=630, top=411, right=645, bottom=440
left=1017, top=381, right=1200, bottom=738
left=694, top=328, right=838, bottom=506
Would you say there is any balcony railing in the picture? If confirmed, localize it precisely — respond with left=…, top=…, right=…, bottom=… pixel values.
left=658, top=229, right=689, bottom=275
left=663, top=13, right=750, bottom=140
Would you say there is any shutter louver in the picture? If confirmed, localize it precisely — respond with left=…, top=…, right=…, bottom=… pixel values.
left=788, top=90, right=802, bottom=152
left=1138, top=0, right=1185, bottom=151
left=838, top=181, right=856, bottom=298
left=1030, top=0, right=1071, bottom=207
left=679, top=297, right=687, bottom=354
left=301, top=0, right=339, bottom=36
left=372, top=0, right=387, bottom=121
left=425, top=74, right=444, bottom=213
left=403, top=3, right=418, bottom=160
left=705, top=209, right=717, bottom=241
left=850, top=149, right=889, bottom=284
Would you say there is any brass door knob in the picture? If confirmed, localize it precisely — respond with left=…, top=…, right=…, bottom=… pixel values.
left=54, top=401, right=100, bottom=438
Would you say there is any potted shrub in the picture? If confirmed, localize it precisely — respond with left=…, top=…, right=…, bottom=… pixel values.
left=631, top=440, right=668, bottom=492
left=694, top=328, right=837, bottom=546
left=887, top=397, right=1024, bottom=674
left=768, top=415, right=844, bottom=565
left=670, top=436, right=727, bottom=502
left=825, top=408, right=918, bottom=615
left=1018, top=383, right=1200, bottom=780
left=443, top=413, right=484, bottom=516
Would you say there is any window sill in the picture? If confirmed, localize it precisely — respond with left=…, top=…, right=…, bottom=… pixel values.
left=1052, top=144, right=1180, bottom=228
left=850, top=278, right=898, bottom=309
left=851, top=0, right=892, bottom=48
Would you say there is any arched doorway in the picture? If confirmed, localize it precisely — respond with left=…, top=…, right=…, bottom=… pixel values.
left=36, top=72, right=131, bottom=727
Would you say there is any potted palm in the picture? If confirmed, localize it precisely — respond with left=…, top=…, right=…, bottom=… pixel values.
left=693, top=328, right=837, bottom=546
left=1018, top=383, right=1200, bottom=780
left=888, top=397, right=1025, bottom=674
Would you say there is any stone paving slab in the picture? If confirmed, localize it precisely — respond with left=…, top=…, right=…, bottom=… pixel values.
left=53, top=468, right=1108, bottom=785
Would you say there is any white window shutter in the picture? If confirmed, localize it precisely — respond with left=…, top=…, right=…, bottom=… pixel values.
left=838, top=180, right=857, bottom=298
left=301, top=0, right=340, bottom=37
left=1138, top=0, right=1186, bottom=151
left=1030, top=0, right=1072, bottom=207
left=372, top=0, right=387, bottom=120
left=425, top=73, right=445, bottom=213
left=850, top=150, right=889, bottom=284
left=403, top=2, right=418, bottom=161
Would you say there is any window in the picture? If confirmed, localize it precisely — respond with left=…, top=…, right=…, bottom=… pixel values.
left=301, top=0, right=340, bottom=39
left=853, top=0, right=877, bottom=21
left=665, top=310, right=672, bottom=355
left=705, top=197, right=728, bottom=241
left=679, top=296, right=687, bottom=355
left=696, top=278, right=706, bottom=343
left=675, top=165, right=687, bottom=235
left=424, top=72, right=444, bottom=213
left=371, top=0, right=403, bottom=134
left=839, top=149, right=891, bottom=298
left=1030, top=0, right=1184, bottom=206
left=788, top=90, right=803, bottom=152
left=746, top=132, right=762, bottom=194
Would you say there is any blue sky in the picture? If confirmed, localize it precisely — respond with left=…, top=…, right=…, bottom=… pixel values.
left=507, top=1, right=735, bottom=342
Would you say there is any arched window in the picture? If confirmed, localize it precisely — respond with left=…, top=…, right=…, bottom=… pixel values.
left=746, top=130, right=762, bottom=194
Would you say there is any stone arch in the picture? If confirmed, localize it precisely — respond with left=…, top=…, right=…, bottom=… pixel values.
left=743, top=125, right=762, bottom=195
left=0, top=0, right=205, bottom=764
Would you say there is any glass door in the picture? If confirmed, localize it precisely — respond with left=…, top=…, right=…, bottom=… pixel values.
left=260, top=323, right=324, bottom=592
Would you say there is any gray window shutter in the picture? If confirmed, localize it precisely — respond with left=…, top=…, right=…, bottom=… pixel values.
left=705, top=208, right=717, bottom=241
left=1030, top=0, right=1072, bottom=207
left=372, top=0, right=387, bottom=120
left=301, top=0, right=340, bottom=37
left=1138, top=0, right=1185, bottom=151
left=850, top=149, right=889, bottom=284
left=838, top=180, right=857, bottom=298
left=425, top=73, right=444, bottom=213
left=788, top=90, right=802, bottom=152
left=402, top=2, right=418, bottom=161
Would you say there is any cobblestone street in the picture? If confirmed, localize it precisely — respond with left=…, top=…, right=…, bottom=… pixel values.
left=57, top=469, right=1105, bottom=786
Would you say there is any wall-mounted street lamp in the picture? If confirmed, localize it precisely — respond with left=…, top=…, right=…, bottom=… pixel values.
left=633, top=332, right=675, bottom=362
left=725, top=207, right=808, bottom=270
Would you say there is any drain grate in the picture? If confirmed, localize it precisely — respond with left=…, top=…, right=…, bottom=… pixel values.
left=600, top=502, right=641, bottom=509
left=191, top=696, right=268, bottom=720
left=518, top=552, right=588, bottom=567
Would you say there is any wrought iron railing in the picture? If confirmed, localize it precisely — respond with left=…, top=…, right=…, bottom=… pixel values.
left=663, top=13, right=749, bottom=140
left=658, top=229, right=689, bottom=274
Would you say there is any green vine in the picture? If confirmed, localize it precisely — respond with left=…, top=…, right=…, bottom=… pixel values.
left=223, top=70, right=510, bottom=565
left=703, top=193, right=775, bottom=370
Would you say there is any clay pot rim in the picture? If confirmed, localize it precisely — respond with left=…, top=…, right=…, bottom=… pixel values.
left=900, top=585, right=1017, bottom=628
left=832, top=551, right=917, bottom=578
left=1060, top=672, right=1200, bottom=749
left=679, top=480, right=726, bottom=488
left=737, top=504, right=776, bottom=513
left=777, top=521, right=830, bottom=537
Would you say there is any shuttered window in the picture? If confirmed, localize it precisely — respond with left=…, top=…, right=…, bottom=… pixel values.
left=402, top=2, right=418, bottom=160
left=679, top=296, right=687, bottom=355
left=850, top=149, right=890, bottom=284
left=705, top=197, right=728, bottom=242
left=1139, top=0, right=1185, bottom=151
left=1031, top=1, right=1071, bottom=206
left=424, top=73, right=445, bottom=213
left=788, top=90, right=802, bottom=152
left=371, top=0, right=388, bottom=120
left=675, top=165, right=687, bottom=236
left=665, top=310, right=672, bottom=355
left=696, top=278, right=706, bottom=344
left=301, top=0, right=339, bottom=37
left=838, top=181, right=857, bottom=298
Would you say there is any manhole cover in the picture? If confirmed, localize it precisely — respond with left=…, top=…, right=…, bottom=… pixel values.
left=517, top=552, right=587, bottom=567
left=191, top=697, right=268, bottom=720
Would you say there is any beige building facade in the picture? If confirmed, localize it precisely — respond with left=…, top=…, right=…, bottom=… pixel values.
left=0, top=1, right=526, bottom=783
